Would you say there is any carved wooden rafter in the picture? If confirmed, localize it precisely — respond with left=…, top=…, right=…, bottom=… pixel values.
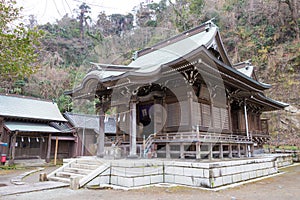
left=182, top=68, right=200, bottom=86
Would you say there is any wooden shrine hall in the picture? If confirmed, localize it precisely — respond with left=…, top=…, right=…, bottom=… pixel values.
left=0, top=94, right=77, bottom=165
left=67, top=21, right=288, bottom=160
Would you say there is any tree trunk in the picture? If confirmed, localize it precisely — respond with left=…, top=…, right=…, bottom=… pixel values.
left=285, top=0, right=300, bottom=41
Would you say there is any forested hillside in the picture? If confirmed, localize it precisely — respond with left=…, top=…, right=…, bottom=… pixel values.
left=1, top=0, right=299, bottom=146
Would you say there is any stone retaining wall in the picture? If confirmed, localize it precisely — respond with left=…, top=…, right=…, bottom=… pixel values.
left=274, top=154, right=294, bottom=167
left=85, top=154, right=293, bottom=188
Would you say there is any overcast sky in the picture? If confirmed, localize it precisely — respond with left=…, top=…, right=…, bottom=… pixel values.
left=16, top=0, right=156, bottom=24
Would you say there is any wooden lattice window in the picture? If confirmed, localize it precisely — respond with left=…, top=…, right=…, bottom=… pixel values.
left=201, top=103, right=211, bottom=127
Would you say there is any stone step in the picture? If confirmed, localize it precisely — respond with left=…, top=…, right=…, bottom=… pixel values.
left=55, top=171, right=85, bottom=179
left=71, top=163, right=100, bottom=170
left=64, top=167, right=93, bottom=175
left=76, top=159, right=103, bottom=165
left=48, top=176, right=70, bottom=184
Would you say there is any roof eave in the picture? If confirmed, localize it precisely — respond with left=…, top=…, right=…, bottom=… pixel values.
left=250, top=94, right=289, bottom=111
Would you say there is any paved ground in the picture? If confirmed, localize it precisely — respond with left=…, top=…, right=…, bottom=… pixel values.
left=1, top=163, right=299, bottom=200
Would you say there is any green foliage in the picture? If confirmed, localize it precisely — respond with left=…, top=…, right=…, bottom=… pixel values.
left=72, top=99, right=98, bottom=115
left=0, top=0, right=43, bottom=86
left=189, top=0, right=205, bottom=16
left=38, top=15, right=95, bottom=67
left=57, top=94, right=72, bottom=113
left=0, top=164, right=17, bottom=170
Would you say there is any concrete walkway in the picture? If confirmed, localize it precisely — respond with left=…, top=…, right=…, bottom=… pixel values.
left=0, top=162, right=66, bottom=197
left=0, top=181, right=69, bottom=196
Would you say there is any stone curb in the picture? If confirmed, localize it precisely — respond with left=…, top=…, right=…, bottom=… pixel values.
left=10, top=167, right=45, bottom=185
left=0, top=181, right=69, bottom=196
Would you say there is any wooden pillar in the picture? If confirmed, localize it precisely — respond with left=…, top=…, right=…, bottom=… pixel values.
left=97, top=109, right=105, bottom=158
left=220, top=143, right=223, bottom=159
left=46, top=134, right=52, bottom=163
left=39, top=137, right=43, bottom=158
left=162, top=95, right=167, bottom=134
left=237, top=143, right=241, bottom=158
left=209, top=143, right=213, bottom=160
left=210, top=101, right=214, bottom=129
left=196, top=142, right=201, bottom=160
left=250, top=144, right=254, bottom=156
left=72, top=135, right=78, bottom=157
left=180, top=143, right=184, bottom=159
left=128, top=99, right=138, bottom=158
left=228, top=144, right=233, bottom=158
left=244, top=100, right=252, bottom=157
left=0, top=117, right=4, bottom=142
left=0, top=118, right=5, bottom=158
left=166, top=143, right=171, bottom=159
left=187, top=91, right=194, bottom=131
left=54, top=136, right=59, bottom=165
left=8, top=132, right=17, bottom=166
left=227, top=99, right=233, bottom=132
left=245, top=144, right=249, bottom=156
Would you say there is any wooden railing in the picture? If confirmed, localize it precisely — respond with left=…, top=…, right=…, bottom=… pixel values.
left=140, top=132, right=252, bottom=158
left=251, top=130, right=270, bottom=137
left=153, top=132, right=252, bottom=143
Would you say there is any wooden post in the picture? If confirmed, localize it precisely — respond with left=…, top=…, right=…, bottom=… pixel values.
left=180, top=143, right=184, bottom=159
left=250, top=143, right=254, bottom=156
left=97, top=108, right=105, bottom=158
left=162, top=95, right=167, bottom=134
left=245, top=144, right=249, bottom=156
left=187, top=91, right=194, bottom=132
left=227, top=98, right=233, bottom=132
left=46, top=134, right=51, bottom=163
left=210, top=98, right=214, bottom=130
left=166, top=143, right=171, bottom=159
left=8, top=132, right=17, bottom=166
left=128, top=99, right=138, bottom=158
left=54, top=136, right=58, bottom=165
left=209, top=143, right=213, bottom=160
left=39, top=137, right=43, bottom=158
left=196, top=142, right=201, bottom=160
left=244, top=100, right=251, bottom=157
left=142, top=135, right=146, bottom=157
left=220, top=143, right=223, bottom=159
left=0, top=118, right=4, bottom=146
left=228, top=143, right=233, bottom=158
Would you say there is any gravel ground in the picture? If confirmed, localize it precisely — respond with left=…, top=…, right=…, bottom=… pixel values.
left=2, top=164, right=300, bottom=200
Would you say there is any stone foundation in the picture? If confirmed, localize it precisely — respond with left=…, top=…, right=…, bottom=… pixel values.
left=84, top=154, right=293, bottom=189
left=273, top=154, right=294, bottom=168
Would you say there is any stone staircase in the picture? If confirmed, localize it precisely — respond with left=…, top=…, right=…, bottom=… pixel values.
left=47, top=158, right=109, bottom=188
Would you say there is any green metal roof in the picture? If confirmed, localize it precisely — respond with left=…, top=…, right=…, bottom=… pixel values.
left=80, top=23, right=218, bottom=81
left=129, top=26, right=218, bottom=73
left=4, top=121, right=61, bottom=133
left=70, top=21, right=279, bottom=100
left=0, top=94, right=67, bottom=122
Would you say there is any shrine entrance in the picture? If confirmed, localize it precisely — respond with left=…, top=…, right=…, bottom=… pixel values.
left=138, top=103, right=154, bottom=140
